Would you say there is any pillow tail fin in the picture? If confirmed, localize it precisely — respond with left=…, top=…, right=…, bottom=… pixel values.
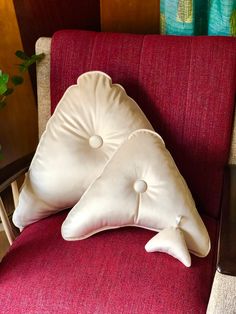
left=145, top=227, right=191, bottom=267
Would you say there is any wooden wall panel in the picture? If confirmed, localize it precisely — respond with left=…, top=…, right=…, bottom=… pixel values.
left=13, top=0, right=100, bottom=56
left=0, top=0, right=38, bottom=168
left=13, top=0, right=100, bottom=95
left=100, top=0, right=160, bottom=34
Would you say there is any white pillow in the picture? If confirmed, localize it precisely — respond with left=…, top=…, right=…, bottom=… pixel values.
left=145, top=216, right=191, bottom=267
left=62, top=129, right=210, bottom=266
left=13, top=71, right=153, bottom=229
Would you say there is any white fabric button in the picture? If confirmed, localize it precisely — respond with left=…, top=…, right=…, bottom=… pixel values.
left=133, top=179, right=148, bottom=193
left=89, top=135, right=103, bottom=149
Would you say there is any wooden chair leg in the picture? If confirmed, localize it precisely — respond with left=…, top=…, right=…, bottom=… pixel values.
left=0, top=197, right=15, bottom=245
left=11, top=180, right=19, bottom=208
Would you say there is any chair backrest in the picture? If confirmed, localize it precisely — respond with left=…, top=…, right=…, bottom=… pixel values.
left=36, top=30, right=236, bottom=219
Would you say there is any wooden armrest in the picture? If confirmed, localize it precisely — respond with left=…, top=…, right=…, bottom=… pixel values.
left=0, top=152, right=34, bottom=193
left=217, top=165, right=236, bottom=276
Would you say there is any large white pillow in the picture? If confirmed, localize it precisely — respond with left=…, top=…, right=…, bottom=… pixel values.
left=62, top=129, right=210, bottom=266
left=13, top=71, right=153, bottom=229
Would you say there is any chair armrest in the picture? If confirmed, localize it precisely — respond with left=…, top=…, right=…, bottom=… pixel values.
left=0, top=152, right=34, bottom=193
left=217, top=165, right=236, bottom=276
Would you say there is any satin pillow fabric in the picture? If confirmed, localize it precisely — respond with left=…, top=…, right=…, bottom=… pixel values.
left=62, top=129, right=210, bottom=266
left=13, top=71, right=153, bottom=229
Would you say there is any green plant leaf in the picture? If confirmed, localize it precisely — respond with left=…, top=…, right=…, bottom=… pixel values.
left=0, top=84, right=7, bottom=95
left=0, top=72, right=9, bottom=95
left=3, top=87, right=14, bottom=96
left=15, top=50, right=30, bottom=60
left=11, top=75, right=24, bottom=85
left=31, top=53, right=45, bottom=62
left=18, top=63, right=28, bottom=72
left=18, top=52, right=45, bottom=72
left=0, top=72, right=9, bottom=84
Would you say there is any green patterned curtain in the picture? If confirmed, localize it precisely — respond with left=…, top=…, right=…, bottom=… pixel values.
left=160, top=0, right=236, bottom=36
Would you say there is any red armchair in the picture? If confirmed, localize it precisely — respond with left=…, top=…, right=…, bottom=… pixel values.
left=0, top=30, right=236, bottom=313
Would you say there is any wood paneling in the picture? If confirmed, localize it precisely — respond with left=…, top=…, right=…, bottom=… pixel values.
left=100, top=0, right=160, bottom=34
left=0, top=0, right=38, bottom=168
left=13, top=0, right=100, bottom=56
left=13, top=0, right=100, bottom=95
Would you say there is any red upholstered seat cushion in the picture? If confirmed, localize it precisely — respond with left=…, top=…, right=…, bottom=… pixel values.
left=51, top=31, right=236, bottom=219
left=0, top=211, right=217, bottom=314
left=1, top=32, right=234, bottom=313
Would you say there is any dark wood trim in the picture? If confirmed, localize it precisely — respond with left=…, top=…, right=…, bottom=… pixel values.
left=217, top=165, right=236, bottom=276
left=0, top=153, right=34, bottom=193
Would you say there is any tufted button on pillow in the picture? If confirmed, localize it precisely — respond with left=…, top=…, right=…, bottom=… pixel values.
left=133, top=180, right=148, bottom=193
left=13, top=71, right=153, bottom=230
left=89, top=135, right=103, bottom=149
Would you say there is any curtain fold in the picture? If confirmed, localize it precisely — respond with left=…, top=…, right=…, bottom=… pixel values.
left=160, top=0, right=236, bottom=36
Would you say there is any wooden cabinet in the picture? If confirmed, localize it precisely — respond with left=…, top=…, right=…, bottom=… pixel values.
left=100, top=0, right=160, bottom=34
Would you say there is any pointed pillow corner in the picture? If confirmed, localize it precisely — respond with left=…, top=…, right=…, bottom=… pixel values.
left=145, top=226, right=191, bottom=267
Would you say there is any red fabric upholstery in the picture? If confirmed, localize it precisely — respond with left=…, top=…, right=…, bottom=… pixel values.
left=0, top=211, right=218, bottom=314
left=1, top=31, right=235, bottom=313
left=51, top=31, right=236, bottom=218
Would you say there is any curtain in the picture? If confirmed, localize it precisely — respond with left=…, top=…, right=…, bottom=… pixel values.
left=160, top=0, right=236, bottom=36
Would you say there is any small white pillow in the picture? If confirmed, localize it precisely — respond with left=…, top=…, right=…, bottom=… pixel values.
left=145, top=217, right=191, bottom=267
left=13, top=71, right=153, bottom=229
left=62, top=129, right=210, bottom=266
